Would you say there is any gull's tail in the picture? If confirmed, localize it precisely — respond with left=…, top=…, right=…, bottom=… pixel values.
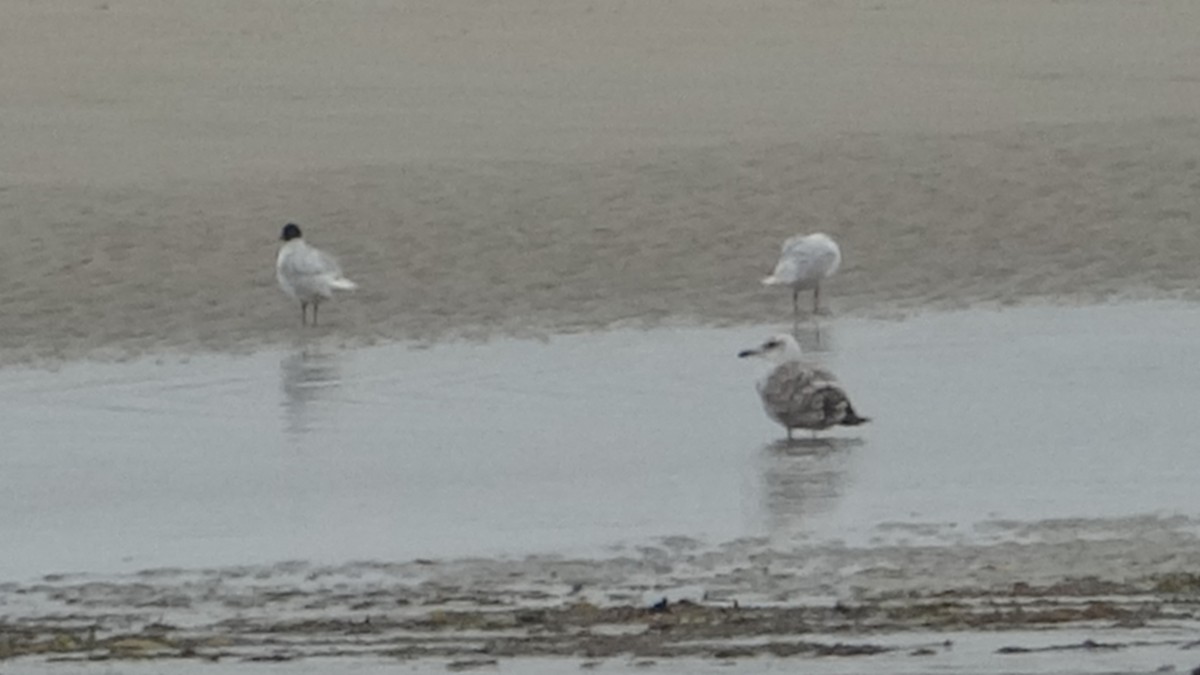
left=329, top=276, right=358, bottom=291
left=840, top=404, right=870, bottom=426
left=761, top=274, right=782, bottom=286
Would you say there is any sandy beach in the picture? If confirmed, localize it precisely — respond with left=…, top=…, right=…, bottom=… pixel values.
left=2, top=0, right=1200, bottom=362
left=5, top=1, right=1200, bottom=673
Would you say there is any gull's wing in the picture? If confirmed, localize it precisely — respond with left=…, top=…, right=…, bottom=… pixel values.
left=281, top=242, right=343, bottom=279
left=769, top=234, right=841, bottom=284
left=759, top=361, right=854, bottom=429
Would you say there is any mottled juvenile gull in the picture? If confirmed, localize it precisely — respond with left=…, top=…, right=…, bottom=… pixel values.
left=761, top=232, right=841, bottom=328
left=738, top=333, right=869, bottom=440
left=276, top=223, right=358, bottom=326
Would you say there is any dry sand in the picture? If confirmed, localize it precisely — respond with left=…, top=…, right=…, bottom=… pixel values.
left=2, top=0, right=1200, bottom=362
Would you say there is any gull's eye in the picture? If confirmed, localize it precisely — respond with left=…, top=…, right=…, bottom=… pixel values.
left=765, top=340, right=780, bottom=348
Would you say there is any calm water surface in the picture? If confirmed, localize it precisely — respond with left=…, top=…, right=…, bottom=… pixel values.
left=4, top=303, right=1199, bottom=581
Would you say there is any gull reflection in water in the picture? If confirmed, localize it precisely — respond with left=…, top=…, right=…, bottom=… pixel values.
left=792, top=321, right=834, bottom=354
left=279, top=347, right=344, bottom=438
left=758, top=437, right=860, bottom=537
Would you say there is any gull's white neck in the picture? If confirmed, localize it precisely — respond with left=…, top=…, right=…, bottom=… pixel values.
left=771, top=341, right=803, bottom=364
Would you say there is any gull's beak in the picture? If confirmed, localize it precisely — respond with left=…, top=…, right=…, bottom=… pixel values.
left=737, top=348, right=760, bottom=358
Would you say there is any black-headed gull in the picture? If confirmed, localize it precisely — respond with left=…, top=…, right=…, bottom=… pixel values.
left=276, top=223, right=358, bottom=326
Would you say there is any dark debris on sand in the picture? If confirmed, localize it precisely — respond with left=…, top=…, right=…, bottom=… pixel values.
left=6, top=564, right=1200, bottom=665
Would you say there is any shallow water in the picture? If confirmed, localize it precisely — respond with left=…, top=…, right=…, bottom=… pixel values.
left=5, top=302, right=1200, bottom=582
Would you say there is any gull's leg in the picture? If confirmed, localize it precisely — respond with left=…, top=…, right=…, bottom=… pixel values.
left=313, top=301, right=319, bottom=327
left=787, top=427, right=794, bottom=441
left=300, top=302, right=308, bottom=326
left=812, top=283, right=824, bottom=346
left=792, top=288, right=800, bottom=337
left=813, top=283, right=832, bottom=317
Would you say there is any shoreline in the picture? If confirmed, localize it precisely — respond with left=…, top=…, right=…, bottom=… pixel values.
left=0, top=292, right=1195, bottom=371
left=8, top=516, right=1200, bottom=669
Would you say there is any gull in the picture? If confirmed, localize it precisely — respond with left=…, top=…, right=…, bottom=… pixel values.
left=761, top=233, right=841, bottom=330
left=276, top=223, right=358, bottom=326
left=738, top=333, right=869, bottom=440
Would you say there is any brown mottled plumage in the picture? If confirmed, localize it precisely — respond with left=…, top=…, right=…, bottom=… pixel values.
left=739, top=334, right=869, bottom=440
left=757, top=361, right=867, bottom=437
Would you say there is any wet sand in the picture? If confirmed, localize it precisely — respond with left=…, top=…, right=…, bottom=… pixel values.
left=3, top=1, right=1200, bottom=362
left=8, top=119, right=1200, bottom=364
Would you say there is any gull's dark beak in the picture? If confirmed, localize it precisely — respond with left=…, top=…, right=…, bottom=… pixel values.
left=737, top=349, right=759, bottom=358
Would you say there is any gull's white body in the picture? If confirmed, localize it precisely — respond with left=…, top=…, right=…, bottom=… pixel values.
left=276, top=239, right=356, bottom=303
left=761, top=232, right=841, bottom=290
left=761, top=232, right=841, bottom=323
left=277, top=236, right=356, bottom=326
